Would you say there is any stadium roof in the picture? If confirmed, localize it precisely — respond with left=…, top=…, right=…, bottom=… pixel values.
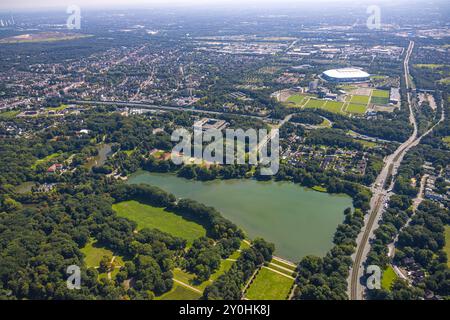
left=322, top=68, right=370, bottom=79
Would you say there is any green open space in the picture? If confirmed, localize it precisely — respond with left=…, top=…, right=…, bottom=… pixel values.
left=286, top=94, right=309, bottom=107
left=173, top=258, right=235, bottom=291
left=32, top=152, right=62, bottom=169
left=370, top=96, right=389, bottom=105
left=304, top=99, right=326, bottom=109
left=381, top=265, right=398, bottom=291
left=371, top=90, right=390, bottom=98
left=346, top=103, right=367, bottom=114
left=270, top=258, right=296, bottom=271
left=113, top=200, right=206, bottom=245
left=155, top=282, right=201, bottom=300
left=350, top=95, right=370, bottom=105
left=322, top=101, right=345, bottom=114
left=81, top=240, right=114, bottom=268
left=245, top=267, right=294, bottom=300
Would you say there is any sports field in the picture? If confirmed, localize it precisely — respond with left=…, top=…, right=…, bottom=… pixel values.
left=370, top=96, right=389, bottom=105
left=346, top=103, right=367, bottom=114
left=372, top=90, right=390, bottom=98
left=304, top=99, right=326, bottom=109
left=113, top=200, right=206, bottom=245
left=245, top=267, right=294, bottom=300
left=286, top=94, right=307, bottom=106
left=322, top=101, right=345, bottom=114
left=350, top=95, right=370, bottom=104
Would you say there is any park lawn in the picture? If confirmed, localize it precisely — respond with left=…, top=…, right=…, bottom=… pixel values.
left=245, top=267, right=294, bottom=300
left=155, top=282, right=201, bottom=300
left=304, top=99, right=326, bottom=109
left=346, top=103, right=367, bottom=114
left=81, top=240, right=114, bottom=268
left=267, top=263, right=294, bottom=277
left=270, top=258, right=296, bottom=272
left=322, top=101, right=345, bottom=114
left=32, top=152, right=62, bottom=169
left=113, top=200, right=206, bottom=245
left=370, top=96, right=389, bottom=105
left=445, top=226, right=450, bottom=268
left=371, top=89, right=390, bottom=98
left=350, top=95, right=370, bottom=104
left=382, top=266, right=398, bottom=291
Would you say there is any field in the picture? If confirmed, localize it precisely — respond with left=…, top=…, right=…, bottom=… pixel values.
left=286, top=94, right=307, bottom=106
left=304, top=99, right=326, bottom=109
left=381, top=266, right=398, bottom=291
left=113, top=200, right=206, bottom=245
left=322, top=101, right=345, bottom=114
left=0, top=32, right=92, bottom=43
left=372, top=90, right=390, bottom=98
left=445, top=226, right=450, bottom=268
left=155, top=282, right=201, bottom=300
left=32, top=152, right=62, bottom=169
left=350, top=95, right=370, bottom=104
left=346, top=103, right=367, bottom=114
left=81, top=240, right=114, bottom=268
left=245, top=267, right=294, bottom=300
left=370, top=96, right=389, bottom=105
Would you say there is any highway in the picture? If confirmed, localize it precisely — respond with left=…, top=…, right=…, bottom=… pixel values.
left=349, top=40, right=446, bottom=300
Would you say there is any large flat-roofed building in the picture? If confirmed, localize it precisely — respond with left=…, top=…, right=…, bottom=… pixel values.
left=322, top=68, right=370, bottom=83
left=194, top=118, right=228, bottom=131
left=390, top=88, right=400, bottom=105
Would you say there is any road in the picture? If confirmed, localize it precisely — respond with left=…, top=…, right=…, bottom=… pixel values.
left=349, top=40, right=446, bottom=300
left=72, top=99, right=268, bottom=121
left=349, top=41, right=417, bottom=300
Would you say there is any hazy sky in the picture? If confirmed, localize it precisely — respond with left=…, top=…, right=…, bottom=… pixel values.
left=0, top=0, right=409, bottom=11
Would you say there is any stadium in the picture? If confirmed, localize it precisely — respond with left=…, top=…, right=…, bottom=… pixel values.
left=321, top=68, right=370, bottom=83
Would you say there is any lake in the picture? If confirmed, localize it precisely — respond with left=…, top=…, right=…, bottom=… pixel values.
left=127, top=171, right=353, bottom=262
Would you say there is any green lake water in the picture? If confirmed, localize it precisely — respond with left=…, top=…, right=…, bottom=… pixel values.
left=127, top=171, right=353, bottom=262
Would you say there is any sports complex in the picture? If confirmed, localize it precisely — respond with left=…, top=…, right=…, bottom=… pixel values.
left=322, top=68, right=370, bottom=83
